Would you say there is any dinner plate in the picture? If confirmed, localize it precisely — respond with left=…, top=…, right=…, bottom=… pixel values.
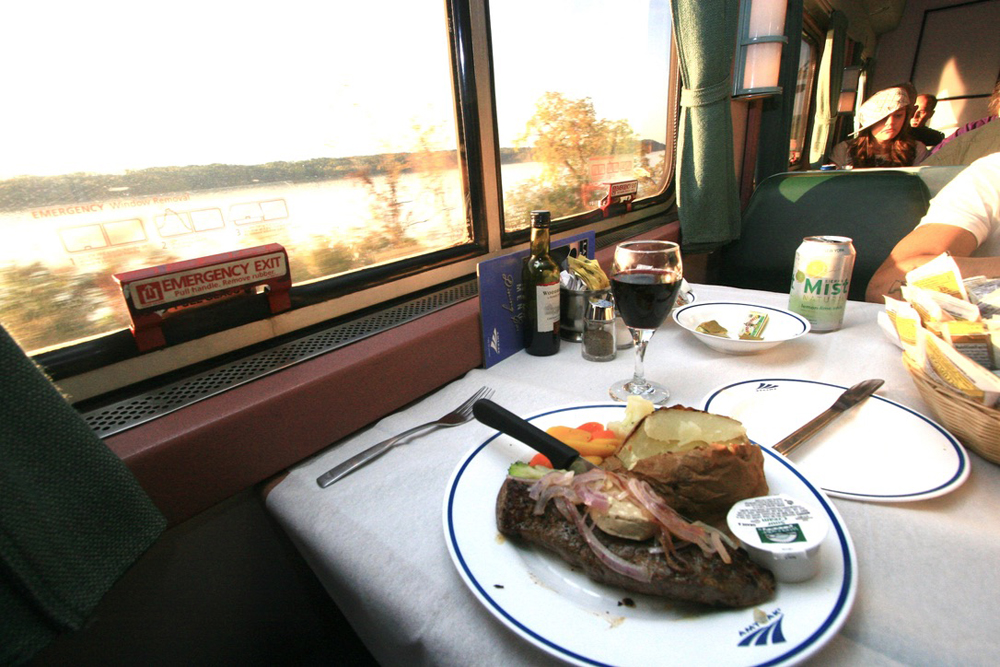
left=703, top=379, right=970, bottom=502
left=444, top=404, right=857, bottom=667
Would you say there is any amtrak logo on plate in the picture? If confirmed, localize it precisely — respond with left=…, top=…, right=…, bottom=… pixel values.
left=737, top=608, right=787, bottom=647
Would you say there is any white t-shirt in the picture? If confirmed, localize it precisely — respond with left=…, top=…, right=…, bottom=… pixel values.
left=916, top=151, right=1000, bottom=256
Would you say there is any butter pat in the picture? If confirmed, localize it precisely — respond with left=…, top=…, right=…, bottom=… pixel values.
left=726, top=495, right=828, bottom=583
left=696, top=319, right=729, bottom=337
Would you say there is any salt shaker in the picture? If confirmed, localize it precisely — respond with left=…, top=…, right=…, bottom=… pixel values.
left=582, top=298, right=616, bottom=362
left=614, top=308, right=633, bottom=350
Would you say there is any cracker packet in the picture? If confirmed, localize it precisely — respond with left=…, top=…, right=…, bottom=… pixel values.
left=920, top=328, right=1000, bottom=406
left=939, top=320, right=996, bottom=370
left=900, top=286, right=951, bottom=335
left=905, top=253, right=968, bottom=301
left=885, top=296, right=925, bottom=361
left=964, top=277, right=1000, bottom=319
left=902, top=284, right=980, bottom=322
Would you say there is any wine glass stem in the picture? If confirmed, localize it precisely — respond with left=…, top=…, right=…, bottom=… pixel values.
left=630, top=328, right=655, bottom=391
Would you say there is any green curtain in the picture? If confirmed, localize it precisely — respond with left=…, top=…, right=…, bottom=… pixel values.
left=671, top=0, right=741, bottom=253
left=808, top=10, right=847, bottom=166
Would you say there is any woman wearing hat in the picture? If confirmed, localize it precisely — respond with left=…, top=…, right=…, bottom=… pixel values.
left=830, top=87, right=924, bottom=169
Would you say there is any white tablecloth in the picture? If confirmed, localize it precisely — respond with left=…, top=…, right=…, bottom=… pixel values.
left=266, top=284, right=1000, bottom=666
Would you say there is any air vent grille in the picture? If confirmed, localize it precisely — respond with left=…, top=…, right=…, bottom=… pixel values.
left=81, top=280, right=478, bottom=437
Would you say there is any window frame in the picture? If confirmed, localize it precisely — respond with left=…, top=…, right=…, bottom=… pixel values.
left=31, top=0, right=680, bottom=403
left=787, top=15, right=824, bottom=172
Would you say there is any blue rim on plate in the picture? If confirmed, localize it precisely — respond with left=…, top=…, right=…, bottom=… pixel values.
left=444, top=404, right=857, bottom=667
left=703, top=379, right=969, bottom=501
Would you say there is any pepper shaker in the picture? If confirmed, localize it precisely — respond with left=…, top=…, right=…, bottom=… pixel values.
left=582, top=298, right=616, bottom=362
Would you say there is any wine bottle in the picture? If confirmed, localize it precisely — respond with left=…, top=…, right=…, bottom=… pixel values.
left=522, top=210, right=561, bottom=355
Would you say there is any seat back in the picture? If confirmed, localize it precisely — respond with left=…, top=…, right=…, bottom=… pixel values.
left=717, top=169, right=933, bottom=301
left=0, top=325, right=165, bottom=663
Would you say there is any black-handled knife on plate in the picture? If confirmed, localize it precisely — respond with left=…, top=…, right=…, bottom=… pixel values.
left=472, top=399, right=596, bottom=473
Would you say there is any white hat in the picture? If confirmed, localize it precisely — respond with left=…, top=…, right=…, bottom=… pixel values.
left=853, top=87, right=910, bottom=136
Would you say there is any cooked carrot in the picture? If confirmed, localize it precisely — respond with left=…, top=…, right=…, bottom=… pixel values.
left=576, top=422, right=605, bottom=434
left=563, top=437, right=619, bottom=458
left=529, top=453, right=553, bottom=468
left=545, top=425, right=592, bottom=444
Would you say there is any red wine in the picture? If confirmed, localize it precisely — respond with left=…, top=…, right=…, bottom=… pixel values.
left=612, top=270, right=681, bottom=329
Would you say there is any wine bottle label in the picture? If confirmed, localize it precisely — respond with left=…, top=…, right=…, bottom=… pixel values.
left=535, top=282, right=560, bottom=332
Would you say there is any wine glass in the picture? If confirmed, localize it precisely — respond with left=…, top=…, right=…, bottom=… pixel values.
left=609, top=240, right=683, bottom=404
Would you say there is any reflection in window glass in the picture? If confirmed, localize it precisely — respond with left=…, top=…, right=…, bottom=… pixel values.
left=490, top=0, right=672, bottom=230
left=789, top=37, right=818, bottom=169
left=0, top=1, right=468, bottom=353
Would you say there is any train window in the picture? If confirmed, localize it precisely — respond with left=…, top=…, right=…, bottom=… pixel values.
left=789, top=35, right=818, bottom=169
left=0, top=0, right=677, bottom=396
left=0, top=2, right=468, bottom=356
left=489, top=0, right=673, bottom=231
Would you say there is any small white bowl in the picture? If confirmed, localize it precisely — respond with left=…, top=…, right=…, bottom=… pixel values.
left=672, top=301, right=810, bottom=355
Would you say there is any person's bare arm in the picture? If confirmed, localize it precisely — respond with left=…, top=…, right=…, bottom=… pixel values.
left=864, top=224, right=993, bottom=302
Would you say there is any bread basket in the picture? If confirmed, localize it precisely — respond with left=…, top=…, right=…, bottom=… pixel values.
left=903, top=353, right=1000, bottom=464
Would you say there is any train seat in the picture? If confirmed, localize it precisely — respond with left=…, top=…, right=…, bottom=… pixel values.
left=0, top=324, right=165, bottom=663
left=716, top=167, right=965, bottom=301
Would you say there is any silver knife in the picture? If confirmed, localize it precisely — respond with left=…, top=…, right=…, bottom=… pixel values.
left=773, top=379, right=885, bottom=457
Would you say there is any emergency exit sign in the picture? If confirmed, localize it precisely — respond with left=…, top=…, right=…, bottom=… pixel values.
left=127, top=250, right=287, bottom=308
left=114, top=243, right=292, bottom=351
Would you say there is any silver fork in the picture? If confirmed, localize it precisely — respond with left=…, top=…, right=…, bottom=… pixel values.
left=316, top=386, right=494, bottom=488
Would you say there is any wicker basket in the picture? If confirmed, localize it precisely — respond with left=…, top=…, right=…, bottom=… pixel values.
left=903, top=354, right=1000, bottom=464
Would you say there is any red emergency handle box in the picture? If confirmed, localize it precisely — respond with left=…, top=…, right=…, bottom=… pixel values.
left=114, top=243, right=292, bottom=352
left=599, top=179, right=638, bottom=216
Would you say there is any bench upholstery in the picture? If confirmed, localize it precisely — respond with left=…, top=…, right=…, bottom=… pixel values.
left=716, top=169, right=945, bottom=301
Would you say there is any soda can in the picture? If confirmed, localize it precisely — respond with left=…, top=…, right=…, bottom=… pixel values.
left=788, top=236, right=856, bottom=332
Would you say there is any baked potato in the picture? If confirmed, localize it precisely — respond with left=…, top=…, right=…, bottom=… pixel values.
left=603, top=405, right=768, bottom=522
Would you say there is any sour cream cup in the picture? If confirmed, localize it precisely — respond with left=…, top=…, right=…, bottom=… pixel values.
left=726, top=494, right=829, bottom=583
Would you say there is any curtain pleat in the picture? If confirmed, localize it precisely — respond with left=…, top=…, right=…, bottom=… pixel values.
left=671, top=0, right=741, bottom=253
left=808, top=10, right=847, bottom=166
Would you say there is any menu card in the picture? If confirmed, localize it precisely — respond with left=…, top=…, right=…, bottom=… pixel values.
left=477, top=231, right=595, bottom=368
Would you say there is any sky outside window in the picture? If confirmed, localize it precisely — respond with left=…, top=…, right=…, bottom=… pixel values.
left=2, top=0, right=670, bottom=179
left=1, top=1, right=456, bottom=178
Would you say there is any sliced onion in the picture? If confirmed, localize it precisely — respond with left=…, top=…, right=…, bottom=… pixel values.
left=692, top=520, right=737, bottom=564
left=528, top=471, right=575, bottom=514
left=708, top=527, right=732, bottom=564
left=554, top=497, right=653, bottom=583
left=533, top=483, right=577, bottom=515
left=528, top=470, right=574, bottom=501
left=521, top=467, right=733, bottom=575
left=573, top=482, right=611, bottom=512
left=657, top=529, right=692, bottom=572
left=572, top=468, right=607, bottom=485
left=625, top=477, right=714, bottom=550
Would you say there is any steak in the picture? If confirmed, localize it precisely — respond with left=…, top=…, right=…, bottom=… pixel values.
left=496, top=477, right=775, bottom=608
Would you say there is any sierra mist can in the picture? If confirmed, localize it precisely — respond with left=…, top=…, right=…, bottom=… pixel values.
left=788, top=236, right=856, bottom=332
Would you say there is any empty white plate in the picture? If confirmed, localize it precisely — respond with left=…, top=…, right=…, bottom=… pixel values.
left=703, top=379, right=969, bottom=502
